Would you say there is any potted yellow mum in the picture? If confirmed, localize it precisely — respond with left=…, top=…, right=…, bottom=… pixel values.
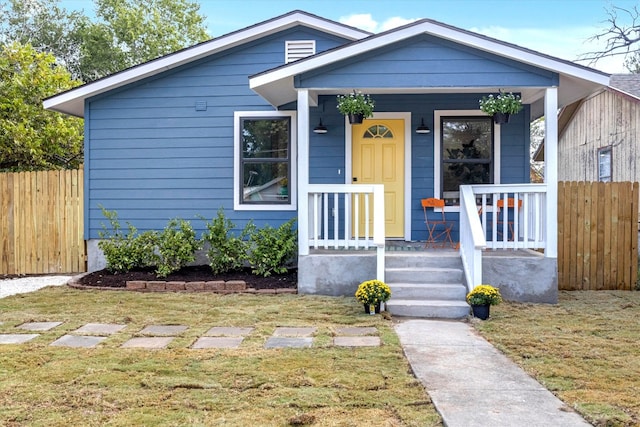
left=466, top=284, right=502, bottom=320
left=355, top=279, right=391, bottom=315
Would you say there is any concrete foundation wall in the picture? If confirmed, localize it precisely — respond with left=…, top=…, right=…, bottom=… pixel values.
left=482, top=250, right=558, bottom=304
left=87, top=240, right=107, bottom=272
left=298, top=253, right=376, bottom=296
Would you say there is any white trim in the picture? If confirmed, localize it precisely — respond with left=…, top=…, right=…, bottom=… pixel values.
left=434, top=110, right=501, bottom=212
left=544, top=87, right=558, bottom=258
left=297, top=89, right=310, bottom=254
left=250, top=19, right=609, bottom=106
left=233, top=110, right=297, bottom=211
left=345, top=112, right=412, bottom=241
left=43, top=11, right=369, bottom=117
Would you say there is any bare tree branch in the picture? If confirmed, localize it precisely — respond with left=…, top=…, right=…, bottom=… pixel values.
left=580, top=5, right=640, bottom=65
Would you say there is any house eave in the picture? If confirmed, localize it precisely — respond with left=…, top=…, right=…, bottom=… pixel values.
left=250, top=18, right=610, bottom=108
left=43, top=10, right=371, bottom=117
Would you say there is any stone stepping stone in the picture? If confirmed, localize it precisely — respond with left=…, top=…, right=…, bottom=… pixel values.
left=265, top=337, right=313, bottom=349
left=139, top=325, right=188, bottom=335
left=204, top=327, right=254, bottom=337
left=272, top=327, right=316, bottom=337
left=335, top=327, right=377, bottom=336
left=191, top=337, right=244, bottom=349
left=0, top=334, right=39, bottom=344
left=121, top=337, right=174, bottom=349
left=73, top=323, right=126, bottom=335
left=334, top=336, right=381, bottom=347
left=17, top=321, right=62, bottom=331
left=50, top=335, right=107, bottom=348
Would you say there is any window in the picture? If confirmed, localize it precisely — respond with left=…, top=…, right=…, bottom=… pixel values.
left=234, top=111, right=296, bottom=211
left=434, top=110, right=501, bottom=208
left=363, top=125, right=393, bottom=138
left=598, top=147, right=612, bottom=182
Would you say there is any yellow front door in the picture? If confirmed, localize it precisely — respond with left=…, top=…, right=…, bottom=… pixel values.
left=352, top=119, right=404, bottom=238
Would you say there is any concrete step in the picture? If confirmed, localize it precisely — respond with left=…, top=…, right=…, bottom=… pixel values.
left=390, top=283, right=467, bottom=300
left=385, top=267, right=463, bottom=284
left=386, top=299, right=470, bottom=319
left=385, top=252, right=462, bottom=269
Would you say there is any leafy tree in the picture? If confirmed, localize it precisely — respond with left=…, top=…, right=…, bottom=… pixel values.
left=583, top=5, right=640, bottom=72
left=0, top=0, right=87, bottom=79
left=0, top=42, right=84, bottom=171
left=89, top=0, right=209, bottom=78
left=1, top=0, right=210, bottom=82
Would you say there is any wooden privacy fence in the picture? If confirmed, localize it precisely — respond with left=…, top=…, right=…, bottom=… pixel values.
left=558, top=181, right=639, bottom=290
left=1, top=169, right=85, bottom=275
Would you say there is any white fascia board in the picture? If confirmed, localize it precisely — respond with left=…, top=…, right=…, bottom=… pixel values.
left=251, top=20, right=610, bottom=94
left=44, top=11, right=370, bottom=117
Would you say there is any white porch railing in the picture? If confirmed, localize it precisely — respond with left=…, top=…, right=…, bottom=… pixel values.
left=306, top=184, right=386, bottom=281
left=459, top=183, right=548, bottom=291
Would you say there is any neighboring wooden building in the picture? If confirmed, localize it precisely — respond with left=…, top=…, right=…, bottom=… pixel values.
left=555, top=74, right=640, bottom=183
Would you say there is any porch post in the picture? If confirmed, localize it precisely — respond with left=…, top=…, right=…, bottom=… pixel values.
left=297, top=89, right=310, bottom=255
left=544, top=87, right=558, bottom=258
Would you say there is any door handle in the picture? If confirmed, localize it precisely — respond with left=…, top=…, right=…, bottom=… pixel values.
left=352, top=177, right=358, bottom=182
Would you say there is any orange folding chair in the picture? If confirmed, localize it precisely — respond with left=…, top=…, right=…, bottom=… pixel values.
left=497, top=197, right=522, bottom=241
left=422, top=198, right=454, bottom=248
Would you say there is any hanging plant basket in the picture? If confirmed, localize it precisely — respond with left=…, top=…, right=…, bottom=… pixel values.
left=479, top=92, right=523, bottom=125
left=492, top=112, right=511, bottom=124
left=337, top=91, right=375, bottom=124
left=348, top=113, right=365, bottom=124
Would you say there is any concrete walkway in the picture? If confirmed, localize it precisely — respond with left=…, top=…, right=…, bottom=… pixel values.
left=395, top=319, right=590, bottom=427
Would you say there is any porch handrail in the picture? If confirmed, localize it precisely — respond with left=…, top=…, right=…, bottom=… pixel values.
left=459, top=185, right=487, bottom=292
left=459, top=183, right=548, bottom=291
left=306, top=184, right=385, bottom=281
left=472, top=183, right=547, bottom=250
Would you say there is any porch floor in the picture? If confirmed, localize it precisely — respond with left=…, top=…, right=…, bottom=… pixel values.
left=310, top=241, right=541, bottom=256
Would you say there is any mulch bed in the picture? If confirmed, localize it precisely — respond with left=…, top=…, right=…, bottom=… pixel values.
left=77, top=266, right=297, bottom=290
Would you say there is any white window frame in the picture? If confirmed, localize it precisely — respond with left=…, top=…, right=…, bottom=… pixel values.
left=233, top=110, right=297, bottom=211
left=434, top=110, right=501, bottom=212
left=598, top=146, right=612, bottom=182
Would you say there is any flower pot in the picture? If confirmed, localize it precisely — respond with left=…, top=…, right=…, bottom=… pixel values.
left=348, top=113, right=364, bottom=124
left=492, top=112, right=510, bottom=124
left=364, top=302, right=381, bottom=314
left=471, top=304, right=490, bottom=320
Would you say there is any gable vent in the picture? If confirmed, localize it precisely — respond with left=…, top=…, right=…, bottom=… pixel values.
left=285, top=40, right=316, bottom=63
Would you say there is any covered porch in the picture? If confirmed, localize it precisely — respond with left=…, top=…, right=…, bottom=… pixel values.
left=248, top=18, right=609, bottom=310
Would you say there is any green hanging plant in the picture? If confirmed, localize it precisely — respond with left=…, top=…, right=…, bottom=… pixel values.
left=336, top=90, right=375, bottom=118
left=479, top=91, right=523, bottom=115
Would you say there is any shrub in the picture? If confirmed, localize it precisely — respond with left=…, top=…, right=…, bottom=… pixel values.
left=98, top=206, right=159, bottom=273
left=248, top=218, right=297, bottom=277
left=155, top=218, right=202, bottom=278
left=201, top=208, right=254, bottom=274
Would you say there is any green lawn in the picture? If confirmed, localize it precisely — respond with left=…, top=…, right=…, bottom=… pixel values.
left=474, top=290, right=640, bottom=427
left=0, top=287, right=441, bottom=426
left=3, top=286, right=638, bottom=426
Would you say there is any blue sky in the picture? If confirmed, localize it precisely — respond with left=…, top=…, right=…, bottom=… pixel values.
left=62, top=0, right=640, bottom=73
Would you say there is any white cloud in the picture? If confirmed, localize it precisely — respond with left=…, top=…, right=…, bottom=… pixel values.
left=470, top=25, right=626, bottom=74
left=339, top=13, right=418, bottom=33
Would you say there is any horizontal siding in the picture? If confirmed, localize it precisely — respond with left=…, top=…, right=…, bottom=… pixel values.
left=86, top=26, right=348, bottom=238
left=299, top=34, right=557, bottom=89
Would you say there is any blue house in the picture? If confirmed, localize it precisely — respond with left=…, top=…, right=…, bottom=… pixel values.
left=45, top=11, right=609, bottom=316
